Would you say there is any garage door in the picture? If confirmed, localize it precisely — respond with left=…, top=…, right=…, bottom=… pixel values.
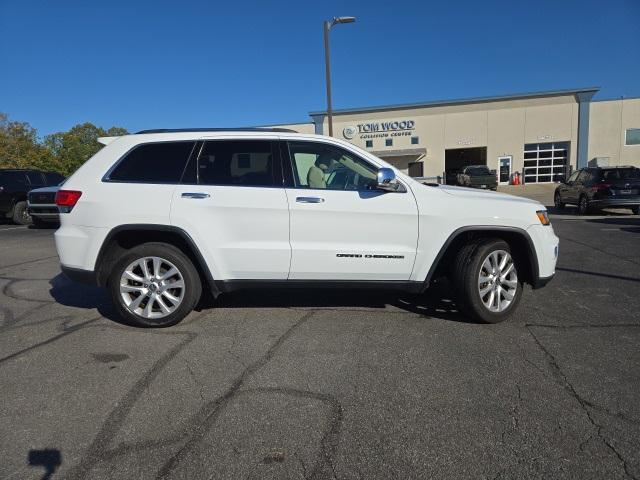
left=523, top=142, right=569, bottom=183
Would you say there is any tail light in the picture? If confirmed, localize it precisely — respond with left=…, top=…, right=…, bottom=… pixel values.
left=593, top=183, right=611, bottom=192
left=55, top=190, right=82, bottom=213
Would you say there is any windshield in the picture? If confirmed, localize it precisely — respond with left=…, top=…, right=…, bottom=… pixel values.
left=466, top=166, right=491, bottom=176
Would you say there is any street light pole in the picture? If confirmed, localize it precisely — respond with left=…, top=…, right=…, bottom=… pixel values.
left=323, top=16, right=355, bottom=137
left=323, top=20, right=333, bottom=136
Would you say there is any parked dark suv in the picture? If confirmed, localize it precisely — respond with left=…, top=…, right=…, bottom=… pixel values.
left=554, top=166, right=640, bottom=215
left=0, top=169, right=65, bottom=224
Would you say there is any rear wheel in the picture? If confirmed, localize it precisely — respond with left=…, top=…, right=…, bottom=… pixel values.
left=577, top=195, right=590, bottom=215
left=554, top=192, right=565, bottom=209
left=108, top=243, right=202, bottom=327
left=451, top=238, right=523, bottom=323
left=12, top=201, right=32, bottom=225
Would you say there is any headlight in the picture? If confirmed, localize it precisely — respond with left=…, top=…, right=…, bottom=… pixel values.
left=536, top=210, right=550, bottom=226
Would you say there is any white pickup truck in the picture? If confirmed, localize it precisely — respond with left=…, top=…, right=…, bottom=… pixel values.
left=54, top=128, right=558, bottom=327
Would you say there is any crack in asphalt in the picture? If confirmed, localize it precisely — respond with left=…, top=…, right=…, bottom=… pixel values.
left=0, top=316, right=103, bottom=364
left=526, top=324, right=638, bottom=480
left=65, top=327, right=200, bottom=480
left=56, top=310, right=344, bottom=480
left=184, top=357, right=206, bottom=403
left=153, top=310, right=331, bottom=479
left=1, top=258, right=345, bottom=479
left=3, top=242, right=639, bottom=478
left=0, top=255, right=58, bottom=274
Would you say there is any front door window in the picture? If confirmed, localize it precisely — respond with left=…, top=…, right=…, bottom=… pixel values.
left=287, top=141, right=377, bottom=191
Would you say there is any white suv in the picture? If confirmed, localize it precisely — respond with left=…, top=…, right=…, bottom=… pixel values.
left=54, top=128, right=558, bottom=327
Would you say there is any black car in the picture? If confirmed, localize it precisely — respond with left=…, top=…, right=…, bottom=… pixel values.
left=28, top=184, right=63, bottom=227
left=554, top=166, right=640, bottom=215
left=0, top=169, right=65, bottom=225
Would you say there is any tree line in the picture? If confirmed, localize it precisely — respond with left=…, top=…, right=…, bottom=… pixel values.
left=0, top=112, right=128, bottom=177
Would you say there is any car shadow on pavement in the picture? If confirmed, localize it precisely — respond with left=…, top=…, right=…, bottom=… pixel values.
left=49, top=273, right=476, bottom=326
left=27, top=448, right=62, bottom=480
left=48, top=274, right=126, bottom=325
left=586, top=216, right=640, bottom=233
left=201, top=278, right=476, bottom=324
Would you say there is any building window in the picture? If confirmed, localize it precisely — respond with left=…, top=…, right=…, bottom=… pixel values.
left=523, top=142, right=569, bottom=183
left=365, top=140, right=373, bottom=148
left=385, top=138, right=393, bottom=147
left=626, top=128, right=640, bottom=146
left=411, top=136, right=419, bottom=145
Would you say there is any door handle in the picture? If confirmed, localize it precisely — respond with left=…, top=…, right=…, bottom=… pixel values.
left=181, top=192, right=210, bottom=199
left=296, top=196, right=324, bottom=203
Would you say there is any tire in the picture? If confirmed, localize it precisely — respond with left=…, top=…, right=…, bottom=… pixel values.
left=108, top=242, right=202, bottom=327
left=12, top=201, right=32, bottom=225
left=450, top=238, right=523, bottom=324
left=577, top=195, right=590, bottom=215
left=631, top=206, right=639, bottom=215
left=554, top=192, right=565, bottom=209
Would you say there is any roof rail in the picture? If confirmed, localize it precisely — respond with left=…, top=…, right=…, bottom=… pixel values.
left=135, top=127, right=298, bottom=134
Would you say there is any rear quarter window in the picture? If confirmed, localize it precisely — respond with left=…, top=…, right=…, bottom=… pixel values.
left=106, top=141, right=196, bottom=183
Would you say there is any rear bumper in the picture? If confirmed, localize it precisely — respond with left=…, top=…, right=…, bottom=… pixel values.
left=28, top=211, right=60, bottom=219
left=589, top=197, right=640, bottom=208
left=27, top=203, right=60, bottom=219
left=61, top=265, right=97, bottom=286
left=54, top=224, right=109, bottom=271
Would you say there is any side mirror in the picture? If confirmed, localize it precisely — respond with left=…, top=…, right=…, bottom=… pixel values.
left=376, top=168, right=402, bottom=192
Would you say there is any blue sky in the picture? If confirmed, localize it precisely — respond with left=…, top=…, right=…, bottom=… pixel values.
left=1, top=0, right=638, bottom=137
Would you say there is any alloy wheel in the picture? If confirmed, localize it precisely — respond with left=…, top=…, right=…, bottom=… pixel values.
left=579, top=197, right=587, bottom=215
left=119, top=256, right=185, bottom=320
left=477, top=250, right=518, bottom=312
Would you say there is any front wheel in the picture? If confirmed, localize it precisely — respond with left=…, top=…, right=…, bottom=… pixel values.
left=451, top=239, right=523, bottom=323
left=554, top=192, right=565, bottom=209
left=577, top=195, right=590, bottom=215
left=108, top=243, right=202, bottom=327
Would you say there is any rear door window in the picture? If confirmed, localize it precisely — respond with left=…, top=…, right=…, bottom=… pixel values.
left=196, top=140, right=279, bottom=187
left=107, top=141, right=196, bottom=183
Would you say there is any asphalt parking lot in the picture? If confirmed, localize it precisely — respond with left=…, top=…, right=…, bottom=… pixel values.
left=1, top=201, right=639, bottom=479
